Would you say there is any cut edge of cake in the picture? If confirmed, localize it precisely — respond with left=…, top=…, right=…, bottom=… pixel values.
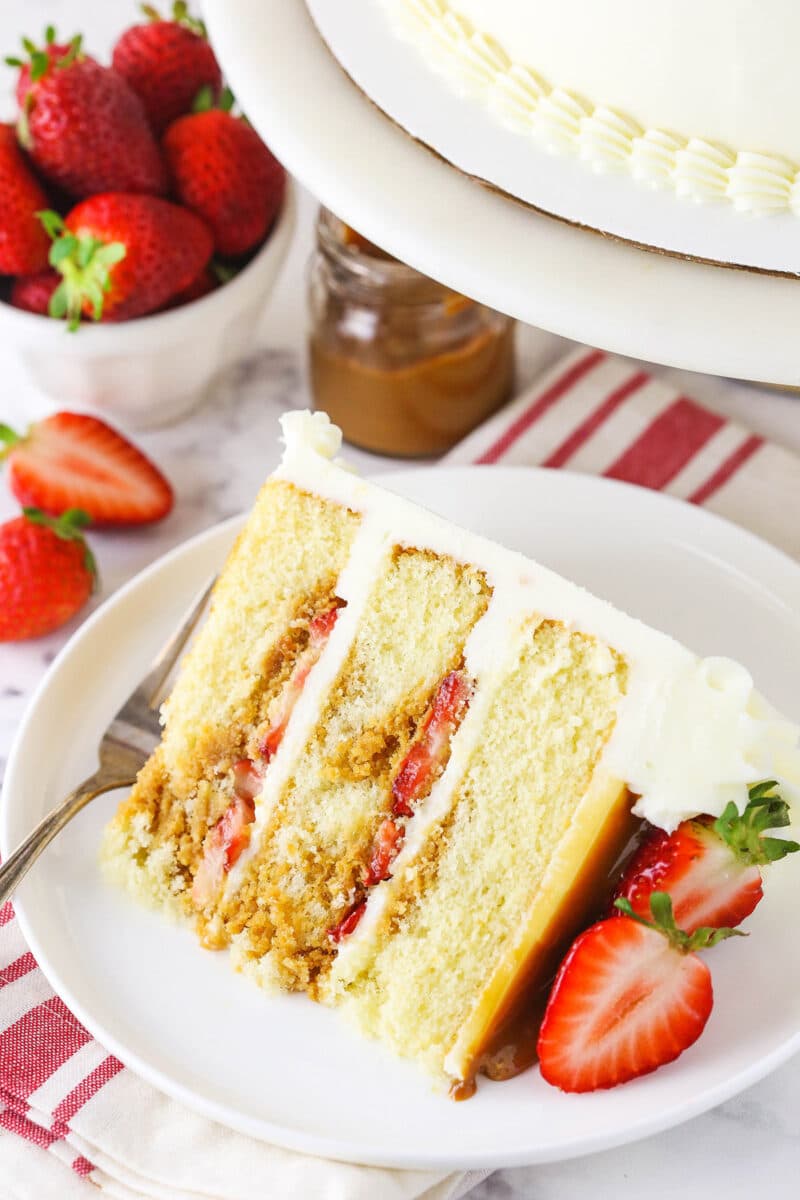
left=101, top=409, right=800, bottom=1092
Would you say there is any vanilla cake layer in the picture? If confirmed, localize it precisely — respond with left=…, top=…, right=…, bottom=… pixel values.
left=103, top=479, right=360, bottom=915
left=325, top=618, right=630, bottom=1078
left=103, top=411, right=800, bottom=1092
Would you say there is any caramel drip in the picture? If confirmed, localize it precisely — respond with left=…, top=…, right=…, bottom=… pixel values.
left=448, top=810, right=649, bottom=1097
left=448, top=1078, right=477, bottom=1102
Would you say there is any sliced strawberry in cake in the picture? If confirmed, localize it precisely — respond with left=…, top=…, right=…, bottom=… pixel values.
left=192, top=773, right=258, bottom=907
left=327, top=668, right=474, bottom=942
left=391, top=670, right=472, bottom=818
left=259, top=604, right=341, bottom=761
left=192, top=602, right=344, bottom=910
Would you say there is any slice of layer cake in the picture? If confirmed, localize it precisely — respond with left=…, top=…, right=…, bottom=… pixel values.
left=103, top=411, right=800, bottom=1092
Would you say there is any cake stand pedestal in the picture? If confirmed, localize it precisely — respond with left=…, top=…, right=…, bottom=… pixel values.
left=205, top=0, right=800, bottom=386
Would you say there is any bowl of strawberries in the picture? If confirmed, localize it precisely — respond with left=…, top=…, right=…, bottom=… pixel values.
left=0, top=6, right=294, bottom=429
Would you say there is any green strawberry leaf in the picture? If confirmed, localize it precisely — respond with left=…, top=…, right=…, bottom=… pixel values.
left=42, top=220, right=127, bottom=331
left=614, top=893, right=745, bottom=954
left=713, top=781, right=799, bottom=866
left=192, top=83, right=214, bottom=112
left=48, top=280, right=69, bottom=321
left=0, top=423, right=22, bottom=453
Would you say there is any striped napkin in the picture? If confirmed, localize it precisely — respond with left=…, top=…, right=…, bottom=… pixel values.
left=446, top=346, right=800, bottom=561
left=3, top=344, right=800, bottom=1199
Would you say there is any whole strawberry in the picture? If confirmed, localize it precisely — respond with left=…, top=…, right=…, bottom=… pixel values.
left=537, top=892, right=741, bottom=1093
left=112, top=2, right=222, bottom=135
left=8, top=27, right=167, bottom=199
left=0, top=507, right=95, bottom=641
left=612, top=781, right=799, bottom=933
left=162, top=264, right=217, bottom=310
left=41, top=195, right=213, bottom=325
left=163, top=92, right=286, bottom=257
left=0, top=124, right=51, bottom=275
left=10, top=270, right=60, bottom=314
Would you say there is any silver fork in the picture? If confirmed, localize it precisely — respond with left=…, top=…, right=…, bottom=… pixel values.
left=0, top=578, right=215, bottom=906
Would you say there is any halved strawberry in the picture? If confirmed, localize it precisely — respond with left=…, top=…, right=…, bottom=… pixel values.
left=391, top=669, right=472, bottom=817
left=537, top=893, right=740, bottom=1092
left=613, top=782, right=799, bottom=933
left=0, top=412, right=173, bottom=527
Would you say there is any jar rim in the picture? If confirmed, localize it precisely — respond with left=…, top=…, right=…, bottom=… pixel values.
left=317, top=206, right=454, bottom=298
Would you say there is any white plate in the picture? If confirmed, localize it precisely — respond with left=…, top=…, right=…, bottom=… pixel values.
left=3, top=466, right=800, bottom=1170
left=307, top=0, right=800, bottom=276
left=204, top=0, right=800, bottom=386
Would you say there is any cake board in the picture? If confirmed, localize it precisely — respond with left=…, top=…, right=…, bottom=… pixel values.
left=204, top=0, right=800, bottom=386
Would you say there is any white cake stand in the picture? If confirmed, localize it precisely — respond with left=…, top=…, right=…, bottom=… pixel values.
left=204, top=0, right=800, bottom=386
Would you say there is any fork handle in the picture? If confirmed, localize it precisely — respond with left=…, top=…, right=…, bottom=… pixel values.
left=0, top=772, right=135, bottom=907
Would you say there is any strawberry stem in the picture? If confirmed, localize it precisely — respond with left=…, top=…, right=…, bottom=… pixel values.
left=211, top=259, right=237, bottom=285
left=38, top=211, right=126, bottom=331
left=23, top=506, right=97, bottom=579
left=6, top=30, right=82, bottom=82
left=140, top=2, right=207, bottom=36
left=192, top=84, right=234, bottom=114
left=614, top=893, right=745, bottom=953
left=713, top=781, right=800, bottom=865
left=192, top=83, right=214, bottom=112
left=172, top=2, right=208, bottom=37
left=0, top=423, right=23, bottom=459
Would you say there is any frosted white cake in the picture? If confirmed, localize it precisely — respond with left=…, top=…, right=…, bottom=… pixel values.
left=388, top=0, right=800, bottom=215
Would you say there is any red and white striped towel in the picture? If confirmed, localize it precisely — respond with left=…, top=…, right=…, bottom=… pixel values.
left=0, top=895, right=480, bottom=1199
left=3, top=345, right=800, bottom=1199
left=447, top=346, right=800, bottom=562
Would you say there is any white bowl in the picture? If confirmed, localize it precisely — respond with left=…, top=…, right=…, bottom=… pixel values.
left=0, top=181, right=296, bottom=430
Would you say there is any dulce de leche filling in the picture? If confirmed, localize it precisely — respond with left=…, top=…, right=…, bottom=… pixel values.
left=310, top=324, right=515, bottom=457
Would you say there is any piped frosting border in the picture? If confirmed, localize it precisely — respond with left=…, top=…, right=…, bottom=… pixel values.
left=386, top=0, right=800, bottom=216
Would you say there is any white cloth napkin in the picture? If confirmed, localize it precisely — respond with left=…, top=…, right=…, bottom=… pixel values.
left=3, top=343, right=800, bottom=1199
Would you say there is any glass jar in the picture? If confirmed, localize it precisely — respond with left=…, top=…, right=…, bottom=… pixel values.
left=308, top=208, right=515, bottom=457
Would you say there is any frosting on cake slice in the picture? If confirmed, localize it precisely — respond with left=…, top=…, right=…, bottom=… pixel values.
left=103, top=410, right=800, bottom=1091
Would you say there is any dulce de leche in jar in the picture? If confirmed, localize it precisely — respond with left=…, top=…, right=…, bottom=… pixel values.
left=308, top=209, right=515, bottom=456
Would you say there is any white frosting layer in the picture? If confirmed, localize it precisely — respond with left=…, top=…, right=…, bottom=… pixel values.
left=221, top=510, right=393, bottom=905
left=385, top=0, right=800, bottom=216
left=276, top=410, right=800, bottom=833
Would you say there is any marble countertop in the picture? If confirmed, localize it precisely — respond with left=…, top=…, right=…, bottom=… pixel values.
left=1, top=2, right=799, bottom=1196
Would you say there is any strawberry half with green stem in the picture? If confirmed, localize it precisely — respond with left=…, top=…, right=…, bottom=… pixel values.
left=7, top=27, right=167, bottom=199
left=537, top=892, right=742, bottom=1093
left=0, top=123, right=51, bottom=275
left=40, top=195, right=213, bottom=326
left=162, top=88, right=286, bottom=257
left=112, top=2, right=222, bottom=135
left=613, top=781, right=799, bottom=933
left=0, top=507, right=96, bottom=641
left=0, top=411, right=173, bottom=527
